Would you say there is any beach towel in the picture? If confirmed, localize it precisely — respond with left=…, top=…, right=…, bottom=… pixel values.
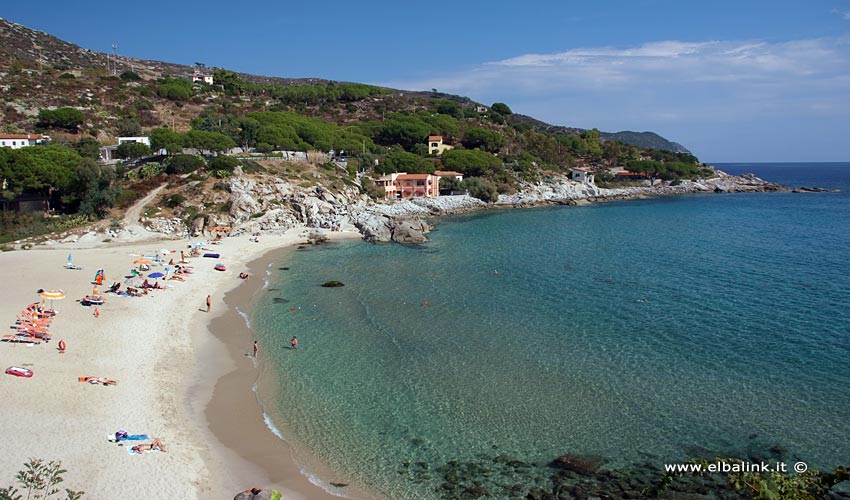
left=126, top=445, right=162, bottom=455
left=108, top=434, right=148, bottom=442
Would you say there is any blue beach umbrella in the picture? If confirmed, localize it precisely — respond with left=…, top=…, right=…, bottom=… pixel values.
left=148, top=272, right=165, bottom=279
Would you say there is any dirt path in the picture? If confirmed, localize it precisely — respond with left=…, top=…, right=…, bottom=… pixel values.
left=122, top=183, right=166, bottom=227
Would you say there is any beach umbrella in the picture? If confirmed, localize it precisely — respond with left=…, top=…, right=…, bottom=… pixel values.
left=38, top=289, right=65, bottom=310
left=133, top=258, right=150, bottom=265
left=159, top=248, right=170, bottom=255
left=148, top=272, right=165, bottom=279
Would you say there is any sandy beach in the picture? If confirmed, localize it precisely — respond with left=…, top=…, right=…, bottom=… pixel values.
left=0, top=227, right=365, bottom=499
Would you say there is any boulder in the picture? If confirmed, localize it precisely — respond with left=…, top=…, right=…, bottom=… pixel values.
left=390, top=218, right=428, bottom=244
left=321, top=281, right=345, bottom=287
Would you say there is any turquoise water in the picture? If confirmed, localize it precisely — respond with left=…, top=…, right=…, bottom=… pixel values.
left=253, top=163, right=850, bottom=499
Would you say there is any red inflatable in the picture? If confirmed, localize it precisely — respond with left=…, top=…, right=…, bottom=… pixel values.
left=5, top=366, right=33, bottom=378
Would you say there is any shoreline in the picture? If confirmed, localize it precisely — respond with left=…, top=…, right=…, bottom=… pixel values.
left=0, top=227, right=371, bottom=500
left=199, top=237, right=375, bottom=500
left=0, top=174, right=792, bottom=499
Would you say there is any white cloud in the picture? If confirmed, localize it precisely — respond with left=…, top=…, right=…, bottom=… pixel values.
left=375, top=36, right=850, bottom=160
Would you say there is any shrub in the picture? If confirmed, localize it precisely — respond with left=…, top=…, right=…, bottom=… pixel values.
left=37, top=107, right=85, bottom=132
left=139, top=163, right=165, bottom=179
left=166, top=193, right=186, bottom=208
left=208, top=155, right=239, bottom=173
left=461, top=177, right=499, bottom=202
left=120, top=70, right=141, bottom=81
left=157, top=78, right=192, bottom=100
left=165, top=155, right=204, bottom=175
left=59, top=73, right=75, bottom=79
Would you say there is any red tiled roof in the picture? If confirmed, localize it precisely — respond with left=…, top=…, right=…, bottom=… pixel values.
left=0, top=134, right=43, bottom=140
left=571, top=167, right=591, bottom=172
left=397, top=174, right=434, bottom=180
left=428, top=135, right=443, bottom=141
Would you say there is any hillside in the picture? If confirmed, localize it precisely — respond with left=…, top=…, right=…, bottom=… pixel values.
left=0, top=17, right=688, bottom=153
left=600, top=131, right=690, bottom=154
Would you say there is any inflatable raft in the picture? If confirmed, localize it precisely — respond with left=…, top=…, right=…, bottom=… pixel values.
left=6, top=366, right=33, bottom=378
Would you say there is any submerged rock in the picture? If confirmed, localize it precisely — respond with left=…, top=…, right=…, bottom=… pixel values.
left=321, top=280, right=345, bottom=287
left=549, top=454, right=605, bottom=475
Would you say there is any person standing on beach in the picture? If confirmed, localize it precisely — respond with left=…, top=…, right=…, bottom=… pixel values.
left=253, top=341, right=259, bottom=358
left=206, top=294, right=211, bottom=313
left=290, top=336, right=298, bottom=350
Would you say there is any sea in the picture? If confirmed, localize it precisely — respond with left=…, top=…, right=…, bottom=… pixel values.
left=250, top=162, right=850, bottom=499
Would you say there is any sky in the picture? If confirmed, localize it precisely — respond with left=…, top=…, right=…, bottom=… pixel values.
left=3, top=0, right=850, bottom=162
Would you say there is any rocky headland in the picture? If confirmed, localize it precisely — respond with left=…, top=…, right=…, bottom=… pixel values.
left=32, top=167, right=785, bottom=249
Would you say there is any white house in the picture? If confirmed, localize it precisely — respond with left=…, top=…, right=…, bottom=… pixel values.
left=570, top=167, right=595, bottom=184
left=0, top=134, right=46, bottom=149
left=192, top=72, right=214, bottom=85
left=118, top=136, right=151, bottom=147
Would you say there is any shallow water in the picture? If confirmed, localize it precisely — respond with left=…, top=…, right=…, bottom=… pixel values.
left=253, top=163, right=850, bottom=499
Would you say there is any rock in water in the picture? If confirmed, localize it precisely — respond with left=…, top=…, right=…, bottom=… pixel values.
left=549, top=454, right=605, bottom=475
left=321, top=281, right=345, bottom=287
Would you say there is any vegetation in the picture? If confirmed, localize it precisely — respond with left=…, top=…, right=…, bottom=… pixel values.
left=157, top=77, right=192, bottom=100
left=36, top=108, right=85, bottom=132
left=0, top=458, right=84, bottom=500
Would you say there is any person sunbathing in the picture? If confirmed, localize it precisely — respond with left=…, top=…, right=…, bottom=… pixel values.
left=131, top=438, right=167, bottom=453
left=80, top=376, right=118, bottom=385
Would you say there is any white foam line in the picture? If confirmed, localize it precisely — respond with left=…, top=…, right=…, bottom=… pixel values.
left=262, top=412, right=286, bottom=441
left=263, top=279, right=269, bottom=289
left=235, top=306, right=251, bottom=328
left=303, top=468, right=352, bottom=498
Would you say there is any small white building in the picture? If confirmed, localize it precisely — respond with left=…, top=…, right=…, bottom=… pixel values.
left=570, top=167, right=595, bottom=184
left=118, top=136, right=151, bottom=146
left=475, top=105, right=488, bottom=113
left=0, top=134, right=46, bottom=149
left=192, top=72, right=214, bottom=85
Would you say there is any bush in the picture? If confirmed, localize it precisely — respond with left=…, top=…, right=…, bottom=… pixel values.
left=37, top=107, right=85, bottom=132
left=139, top=163, right=165, bottom=179
left=461, top=177, right=499, bottom=202
left=165, top=155, right=205, bottom=175
left=166, top=193, right=186, bottom=208
left=59, top=73, right=75, bottom=79
left=157, top=78, right=192, bottom=100
left=120, top=70, right=141, bottom=81
left=208, top=155, right=239, bottom=173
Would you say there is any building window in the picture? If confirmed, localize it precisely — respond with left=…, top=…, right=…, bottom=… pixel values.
left=431, top=143, right=438, bottom=147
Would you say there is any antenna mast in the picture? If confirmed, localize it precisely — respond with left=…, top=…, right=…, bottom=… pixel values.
left=111, top=44, right=118, bottom=75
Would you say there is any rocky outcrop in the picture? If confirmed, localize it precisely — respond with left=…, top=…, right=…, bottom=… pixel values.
left=119, top=167, right=785, bottom=248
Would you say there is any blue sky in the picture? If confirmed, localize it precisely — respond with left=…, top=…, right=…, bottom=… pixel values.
left=4, top=0, right=850, bottom=162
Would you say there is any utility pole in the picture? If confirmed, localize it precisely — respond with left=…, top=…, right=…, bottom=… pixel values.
left=111, top=44, right=118, bottom=75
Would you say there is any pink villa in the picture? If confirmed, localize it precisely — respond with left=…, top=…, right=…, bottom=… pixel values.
left=375, top=172, right=440, bottom=199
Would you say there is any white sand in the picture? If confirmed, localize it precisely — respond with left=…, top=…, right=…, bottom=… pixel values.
left=0, top=227, right=360, bottom=499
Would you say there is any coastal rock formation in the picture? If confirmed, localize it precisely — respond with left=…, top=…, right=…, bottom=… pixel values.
left=111, top=165, right=785, bottom=250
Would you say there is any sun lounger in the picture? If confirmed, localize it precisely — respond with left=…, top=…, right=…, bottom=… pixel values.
left=2, top=334, right=42, bottom=344
left=64, top=263, right=83, bottom=270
